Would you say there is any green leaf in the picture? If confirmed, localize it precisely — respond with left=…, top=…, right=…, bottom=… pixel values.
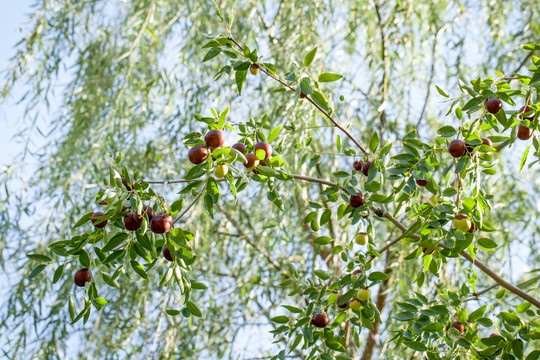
left=314, top=270, right=330, bottom=280
left=191, top=280, right=208, bottom=290
left=102, top=232, right=129, bottom=252
left=403, top=340, right=427, bottom=352
left=313, top=236, right=333, bottom=245
left=202, top=47, right=221, bottom=62
left=519, top=145, right=530, bottom=174
left=79, top=250, right=90, bottom=268
left=29, top=264, right=46, bottom=279
left=73, top=212, right=93, bottom=229
left=26, top=254, right=53, bottom=262
left=369, top=131, right=379, bottom=153
left=170, top=198, right=184, bottom=215
left=268, top=124, right=281, bottom=142
left=53, top=264, right=64, bottom=284
left=271, top=315, right=289, bottom=324
left=437, top=126, right=457, bottom=138
left=318, top=73, right=343, bottom=82
left=435, top=85, right=449, bottom=97
left=469, top=305, right=487, bottom=321
left=186, top=300, right=202, bottom=317
left=500, top=312, right=521, bottom=326
left=420, top=323, right=444, bottom=332
left=304, top=47, right=317, bottom=67
left=235, top=70, right=247, bottom=95
left=368, top=272, right=388, bottom=281
left=166, top=309, right=180, bottom=316
left=130, top=260, right=149, bottom=280
left=93, top=297, right=108, bottom=306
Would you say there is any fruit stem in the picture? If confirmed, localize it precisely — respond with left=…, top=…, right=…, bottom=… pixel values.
left=173, top=184, right=207, bottom=225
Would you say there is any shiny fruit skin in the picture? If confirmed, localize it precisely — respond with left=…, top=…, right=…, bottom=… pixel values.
left=519, top=105, right=535, bottom=121
left=163, top=246, right=173, bottom=261
left=416, top=179, right=429, bottom=186
left=448, top=139, right=466, bottom=158
left=243, top=153, right=260, bottom=169
left=74, top=268, right=92, bottom=287
left=484, top=98, right=502, bottom=114
left=122, top=177, right=135, bottom=190
left=468, top=222, right=478, bottom=233
left=205, top=130, right=226, bottom=148
left=517, top=125, right=533, bottom=140
left=349, top=299, right=362, bottom=311
left=311, top=313, right=329, bottom=328
left=357, top=288, right=371, bottom=301
left=249, top=64, right=259, bottom=75
left=124, top=212, right=142, bottom=231
left=351, top=269, right=363, bottom=282
left=150, top=214, right=173, bottom=234
left=254, top=141, right=272, bottom=159
left=353, top=160, right=364, bottom=171
left=355, top=232, right=368, bottom=245
left=336, top=295, right=349, bottom=309
left=450, top=321, right=465, bottom=334
left=454, top=214, right=472, bottom=232
left=188, top=145, right=209, bottom=165
left=361, top=161, right=372, bottom=176
left=91, top=211, right=107, bottom=228
left=349, top=193, right=365, bottom=208
left=143, top=206, right=155, bottom=221
left=481, top=137, right=493, bottom=148
left=231, top=142, right=246, bottom=154
left=300, top=92, right=308, bottom=98
left=215, top=164, right=228, bottom=178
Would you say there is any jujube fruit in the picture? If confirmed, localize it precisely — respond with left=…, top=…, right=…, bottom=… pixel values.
left=91, top=211, right=107, bottom=228
left=243, top=153, right=259, bottom=169
left=449, top=321, right=465, bottom=334
left=416, top=179, right=429, bottom=186
left=205, top=130, right=226, bottom=148
left=353, top=160, right=364, bottom=171
left=517, top=125, right=532, bottom=140
left=357, top=287, right=371, bottom=301
left=310, top=313, right=329, bottom=328
left=361, top=161, right=372, bottom=176
left=336, top=295, right=349, bottom=309
left=349, top=299, right=362, bottom=311
left=448, top=139, right=466, bottom=158
left=143, top=206, right=155, bottom=221
left=249, top=64, right=259, bottom=75
left=150, top=214, right=173, bottom=234
left=215, top=164, right=228, bottom=178
left=231, top=142, right=246, bottom=154
left=519, top=105, right=535, bottom=122
left=163, top=246, right=173, bottom=262
left=188, top=145, right=208, bottom=165
left=124, top=212, right=142, bottom=231
left=121, top=177, right=135, bottom=190
left=254, top=141, right=272, bottom=159
left=355, top=232, right=368, bottom=245
left=481, top=137, right=493, bottom=148
left=74, top=268, right=92, bottom=287
left=454, top=214, right=471, bottom=232
left=484, top=98, right=502, bottom=114
left=349, top=193, right=365, bottom=208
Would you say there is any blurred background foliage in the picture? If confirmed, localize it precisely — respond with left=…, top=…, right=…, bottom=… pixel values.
left=0, top=0, right=539, bottom=358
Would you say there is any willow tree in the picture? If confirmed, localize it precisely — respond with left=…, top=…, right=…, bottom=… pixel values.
left=1, top=0, right=539, bottom=359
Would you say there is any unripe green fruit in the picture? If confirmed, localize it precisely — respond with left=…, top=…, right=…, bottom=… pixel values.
left=349, top=299, right=362, bottom=311
left=351, top=269, right=363, bottom=282
left=357, top=287, right=371, bottom=301
left=454, top=214, right=471, bottom=232
left=355, top=232, right=368, bottom=245
left=215, top=164, right=228, bottom=178
left=250, top=64, right=259, bottom=75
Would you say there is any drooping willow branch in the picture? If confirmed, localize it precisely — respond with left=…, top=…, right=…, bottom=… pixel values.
left=227, top=35, right=369, bottom=156
left=142, top=173, right=540, bottom=309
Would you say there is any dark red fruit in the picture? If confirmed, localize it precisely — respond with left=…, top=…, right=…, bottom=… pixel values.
left=336, top=295, right=349, bottom=309
left=124, top=212, right=142, bottom=231
left=449, top=321, right=465, bottom=334
left=422, top=247, right=436, bottom=255
left=517, top=125, right=533, bottom=140
left=254, top=141, right=272, bottom=159
left=448, top=139, right=466, bottom=158
left=150, top=214, right=173, bottom=234
left=353, top=160, right=364, bottom=171
left=310, top=313, right=329, bottom=328
left=468, top=222, right=478, bottom=233
left=243, top=153, right=259, bottom=169
left=490, top=333, right=501, bottom=337
left=300, top=92, right=308, bottom=99
left=91, top=211, right=107, bottom=228
left=519, top=105, right=535, bottom=122
left=349, top=193, right=365, bottom=208
left=481, top=137, right=493, bottom=148
left=484, top=98, right=502, bottom=114
left=205, top=130, right=226, bottom=148
left=465, top=143, right=478, bottom=158
left=361, top=161, right=372, bottom=176
left=351, top=269, right=363, bottom=280
left=231, top=142, right=246, bottom=154
left=74, top=268, right=92, bottom=287
left=188, top=145, right=208, bottom=165
left=121, top=177, right=135, bottom=190
left=163, top=246, right=173, bottom=261
left=416, top=179, right=429, bottom=186
left=143, top=206, right=155, bottom=221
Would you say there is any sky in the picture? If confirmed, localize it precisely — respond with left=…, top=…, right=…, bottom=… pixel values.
left=0, top=0, right=33, bottom=167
